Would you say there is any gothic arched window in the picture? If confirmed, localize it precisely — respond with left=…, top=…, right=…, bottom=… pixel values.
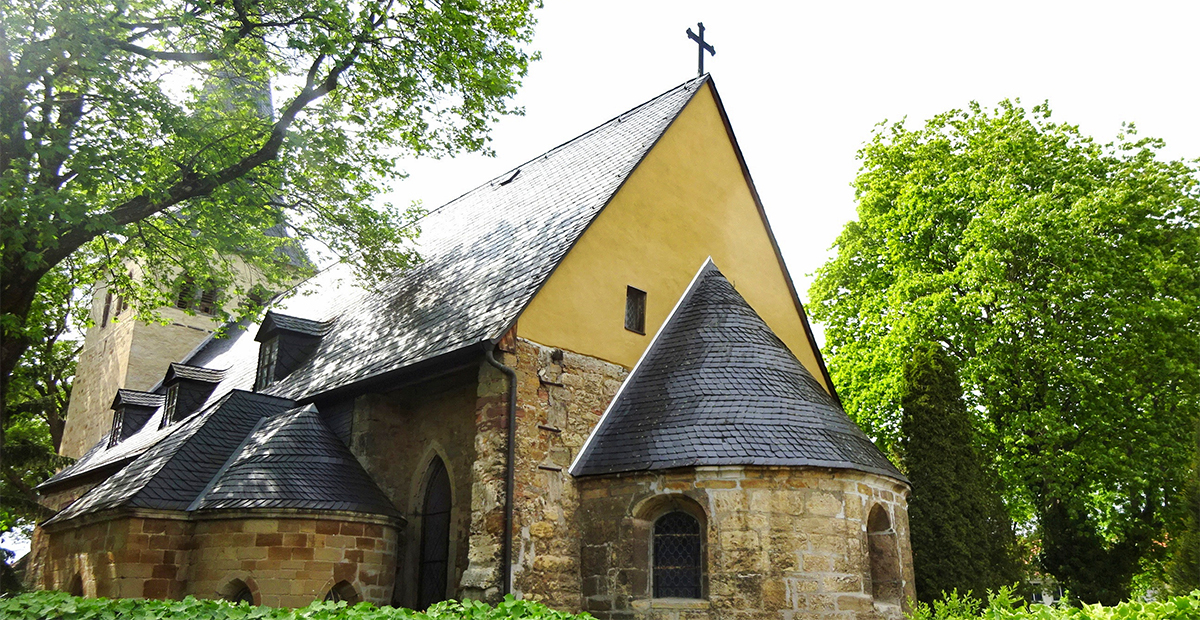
left=653, top=511, right=702, bottom=599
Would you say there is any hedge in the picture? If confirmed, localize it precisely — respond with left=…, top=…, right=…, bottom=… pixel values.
left=909, top=588, right=1200, bottom=620
left=2, top=590, right=1198, bottom=620
left=0, top=592, right=594, bottom=620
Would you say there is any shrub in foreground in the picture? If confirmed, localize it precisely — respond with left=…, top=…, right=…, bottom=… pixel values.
left=908, top=587, right=1200, bottom=620
left=0, top=591, right=594, bottom=620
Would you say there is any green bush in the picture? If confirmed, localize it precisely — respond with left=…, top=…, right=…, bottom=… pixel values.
left=908, top=588, right=1200, bottom=620
left=0, top=591, right=595, bottom=620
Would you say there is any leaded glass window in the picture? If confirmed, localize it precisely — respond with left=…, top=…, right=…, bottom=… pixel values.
left=653, top=511, right=702, bottom=598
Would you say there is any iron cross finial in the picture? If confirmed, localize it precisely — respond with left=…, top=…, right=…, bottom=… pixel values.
left=686, top=22, right=715, bottom=76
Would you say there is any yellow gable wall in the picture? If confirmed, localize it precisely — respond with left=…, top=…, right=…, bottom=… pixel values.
left=517, top=82, right=829, bottom=393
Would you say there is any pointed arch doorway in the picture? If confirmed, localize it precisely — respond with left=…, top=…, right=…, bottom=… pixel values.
left=418, top=457, right=452, bottom=609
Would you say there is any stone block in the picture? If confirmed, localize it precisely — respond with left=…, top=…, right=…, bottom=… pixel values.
left=836, top=595, right=873, bottom=612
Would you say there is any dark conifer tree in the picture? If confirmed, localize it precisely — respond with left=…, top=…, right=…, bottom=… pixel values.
left=1168, top=419, right=1200, bottom=594
left=901, top=343, right=1020, bottom=602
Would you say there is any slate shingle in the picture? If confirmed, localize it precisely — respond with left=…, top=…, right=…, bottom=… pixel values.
left=46, top=391, right=295, bottom=524
left=195, top=405, right=399, bottom=518
left=111, top=390, right=165, bottom=409
left=570, top=260, right=905, bottom=481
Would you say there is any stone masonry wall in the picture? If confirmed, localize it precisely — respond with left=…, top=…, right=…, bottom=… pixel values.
left=30, top=512, right=397, bottom=606
left=188, top=515, right=399, bottom=607
left=578, top=467, right=914, bottom=620
left=31, top=516, right=193, bottom=599
left=351, top=369, right=479, bottom=607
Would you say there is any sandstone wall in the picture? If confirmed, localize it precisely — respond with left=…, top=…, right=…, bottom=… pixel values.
left=508, top=338, right=628, bottom=610
left=29, top=512, right=398, bottom=606
left=30, top=515, right=193, bottom=599
left=578, top=467, right=914, bottom=620
left=188, top=514, right=399, bottom=607
left=351, top=368, right=479, bottom=607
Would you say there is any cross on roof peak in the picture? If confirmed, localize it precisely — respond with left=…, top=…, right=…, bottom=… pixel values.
left=686, top=22, right=716, bottom=76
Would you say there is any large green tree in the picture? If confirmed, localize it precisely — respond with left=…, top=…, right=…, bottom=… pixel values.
left=809, top=101, right=1200, bottom=603
left=0, top=0, right=540, bottom=460
left=901, top=343, right=1019, bottom=602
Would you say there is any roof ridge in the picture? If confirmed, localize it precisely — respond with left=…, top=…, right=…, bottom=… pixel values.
left=423, top=74, right=711, bottom=219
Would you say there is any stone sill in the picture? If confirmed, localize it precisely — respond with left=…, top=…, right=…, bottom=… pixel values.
left=632, top=598, right=711, bottom=611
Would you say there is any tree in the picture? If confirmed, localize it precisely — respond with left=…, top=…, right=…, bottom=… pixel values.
left=809, top=101, right=1200, bottom=603
left=1166, top=419, right=1200, bottom=594
left=0, top=0, right=540, bottom=459
left=901, top=342, right=1019, bottom=602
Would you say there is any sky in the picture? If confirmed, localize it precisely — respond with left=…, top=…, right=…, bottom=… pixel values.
left=388, top=0, right=1200, bottom=345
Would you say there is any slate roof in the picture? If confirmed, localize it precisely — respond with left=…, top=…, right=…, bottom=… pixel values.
left=111, top=390, right=164, bottom=409
left=257, top=74, right=709, bottom=400
left=570, top=260, right=905, bottom=482
left=165, top=363, right=225, bottom=384
left=257, top=311, right=332, bottom=340
left=194, top=405, right=400, bottom=517
left=46, top=390, right=295, bottom=523
left=46, top=394, right=399, bottom=524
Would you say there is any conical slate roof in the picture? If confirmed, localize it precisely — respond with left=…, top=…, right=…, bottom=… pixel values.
left=195, top=405, right=400, bottom=517
left=571, top=260, right=904, bottom=481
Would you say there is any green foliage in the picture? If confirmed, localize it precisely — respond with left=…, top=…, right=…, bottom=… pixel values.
left=809, top=100, right=1200, bottom=601
left=0, top=0, right=541, bottom=407
left=0, top=592, right=595, bottom=620
left=902, top=343, right=1020, bottom=601
left=907, top=588, right=1200, bottom=620
left=1166, top=420, right=1200, bottom=594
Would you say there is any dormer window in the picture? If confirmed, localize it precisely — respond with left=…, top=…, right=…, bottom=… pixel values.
left=157, top=363, right=224, bottom=428
left=253, top=311, right=331, bottom=390
left=107, top=390, right=163, bottom=447
left=256, top=336, right=279, bottom=390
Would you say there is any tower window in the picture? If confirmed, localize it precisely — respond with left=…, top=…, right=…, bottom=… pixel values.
left=625, top=286, right=646, bottom=334
left=176, top=277, right=198, bottom=309
left=255, top=337, right=279, bottom=391
left=101, top=291, right=113, bottom=327
left=653, top=511, right=702, bottom=598
left=197, top=283, right=220, bottom=315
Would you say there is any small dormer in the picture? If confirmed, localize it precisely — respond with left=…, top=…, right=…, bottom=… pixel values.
left=159, top=363, right=225, bottom=428
left=107, top=390, right=165, bottom=447
left=253, top=312, right=331, bottom=390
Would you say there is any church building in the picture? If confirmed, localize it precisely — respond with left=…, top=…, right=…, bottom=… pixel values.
left=29, top=75, right=915, bottom=620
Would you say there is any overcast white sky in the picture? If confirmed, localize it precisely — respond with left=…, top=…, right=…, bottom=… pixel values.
left=390, top=0, right=1199, bottom=345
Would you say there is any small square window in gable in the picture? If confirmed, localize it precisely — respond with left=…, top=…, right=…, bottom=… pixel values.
left=625, top=286, right=646, bottom=335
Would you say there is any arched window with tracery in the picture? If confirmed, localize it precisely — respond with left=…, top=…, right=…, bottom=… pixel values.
left=418, top=457, right=453, bottom=609
left=868, top=505, right=902, bottom=605
left=653, top=511, right=703, bottom=599
left=324, top=580, right=360, bottom=604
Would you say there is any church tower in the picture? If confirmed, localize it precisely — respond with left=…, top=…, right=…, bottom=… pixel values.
left=58, top=75, right=288, bottom=459
left=58, top=283, right=237, bottom=458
